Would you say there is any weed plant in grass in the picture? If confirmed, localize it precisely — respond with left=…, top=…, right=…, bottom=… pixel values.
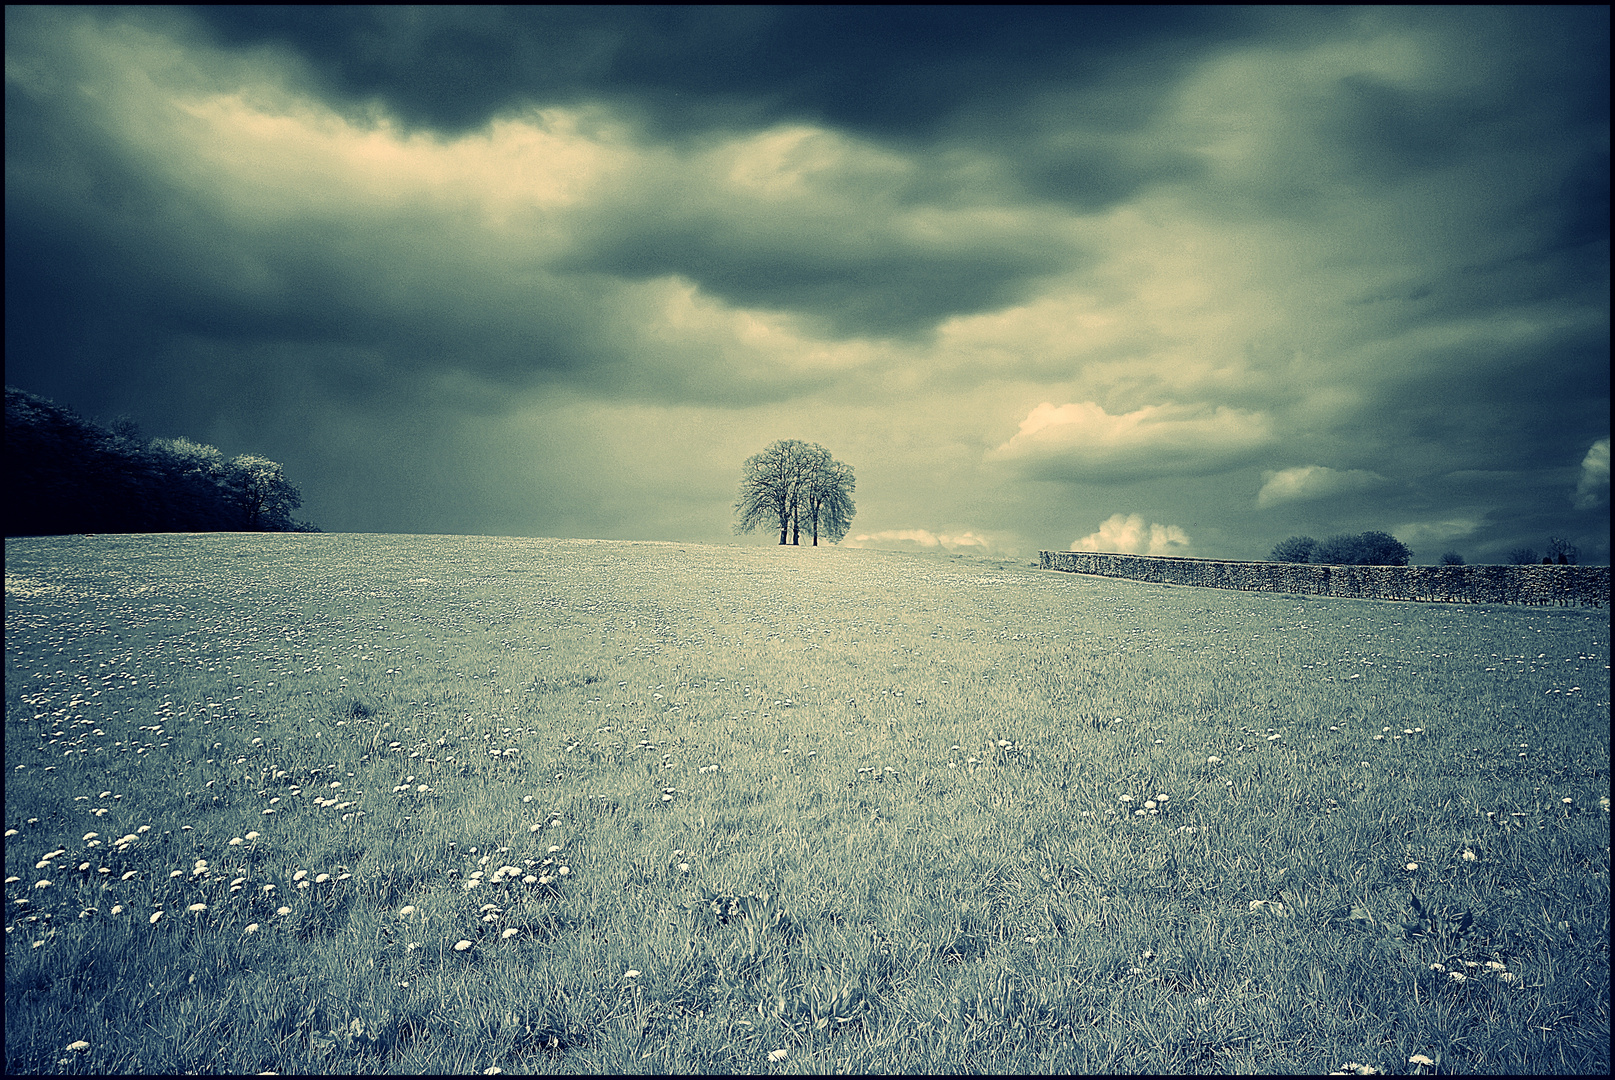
left=5, top=533, right=1609, bottom=1074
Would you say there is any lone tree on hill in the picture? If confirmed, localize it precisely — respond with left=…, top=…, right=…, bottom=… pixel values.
left=734, top=439, right=856, bottom=546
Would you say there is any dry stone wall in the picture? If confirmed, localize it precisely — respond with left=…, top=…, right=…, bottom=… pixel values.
left=1039, top=551, right=1609, bottom=608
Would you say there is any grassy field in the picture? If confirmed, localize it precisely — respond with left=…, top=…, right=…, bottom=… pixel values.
left=4, top=533, right=1609, bottom=1075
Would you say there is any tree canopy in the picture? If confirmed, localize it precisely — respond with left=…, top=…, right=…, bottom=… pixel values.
left=733, top=439, right=855, bottom=545
left=1271, top=530, right=1411, bottom=565
left=5, top=386, right=317, bottom=535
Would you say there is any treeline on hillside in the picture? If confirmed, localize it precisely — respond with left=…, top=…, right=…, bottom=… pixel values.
left=1269, top=531, right=1411, bottom=565
left=5, top=386, right=317, bottom=535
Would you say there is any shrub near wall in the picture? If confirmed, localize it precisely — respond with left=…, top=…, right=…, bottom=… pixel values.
left=1039, top=551, right=1611, bottom=607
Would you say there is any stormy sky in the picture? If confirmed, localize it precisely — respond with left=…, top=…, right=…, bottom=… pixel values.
left=6, top=6, right=1609, bottom=562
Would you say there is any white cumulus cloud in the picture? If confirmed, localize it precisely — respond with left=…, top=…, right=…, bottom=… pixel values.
left=988, top=401, right=1273, bottom=482
left=1572, top=438, right=1609, bottom=509
left=843, top=529, right=1001, bottom=554
left=1256, top=465, right=1385, bottom=508
left=1071, top=513, right=1193, bottom=556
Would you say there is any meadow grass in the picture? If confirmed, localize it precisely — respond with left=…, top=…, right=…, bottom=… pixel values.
left=4, top=532, right=1609, bottom=1075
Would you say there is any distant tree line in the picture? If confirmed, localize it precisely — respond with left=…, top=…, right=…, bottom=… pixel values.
left=5, top=386, right=317, bottom=535
left=734, top=439, right=855, bottom=545
left=1272, top=530, right=1582, bottom=566
left=1506, top=537, right=1579, bottom=565
left=1269, top=531, right=1411, bottom=566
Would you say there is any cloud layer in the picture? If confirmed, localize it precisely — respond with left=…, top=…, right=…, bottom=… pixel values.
left=1257, top=466, right=1386, bottom=508
left=1072, top=514, right=1194, bottom=557
left=6, top=7, right=1608, bottom=562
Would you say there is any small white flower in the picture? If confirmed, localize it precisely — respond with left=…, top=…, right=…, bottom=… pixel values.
left=276, top=906, right=291, bottom=916
left=398, top=906, right=416, bottom=917
left=1207, top=756, right=1221, bottom=765
left=187, top=903, right=207, bottom=913
left=454, top=940, right=473, bottom=952
left=624, top=970, right=641, bottom=978
left=768, top=1049, right=789, bottom=1062
left=1409, top=1053, right=1437, bottom=1067
left=558, top=866, right=569, bottom=876
left=110, top=905, right=124, bottom=915
left=1462, top=850, right=1478, bottom=862
left=244, top=923, right=260, bottom=934
left=245, top=831, right=259, bottom=840
left=149, top=911, right=164, bottom=925
left=293, top=870, right=308, bottom=882
left=501, top=928, right=519, bottom=940
left=1406, top=863, right=1419, bottom=871
left=314, top=873, right=330, bottom=884
left=66, top=1040, right=90, bottom=1053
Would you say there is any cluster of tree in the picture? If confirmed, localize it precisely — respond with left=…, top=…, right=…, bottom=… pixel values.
left=1507, top=537, right=1579, bottom=565
left=733, top=439, right=855, bottom=545
left=5, top=387, right=316, bottom=536
left=1270, top=531, right=1411, bottom=566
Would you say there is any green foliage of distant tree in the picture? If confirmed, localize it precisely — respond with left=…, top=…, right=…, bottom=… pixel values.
left=1440, top=551, right=1466, bottom=565
left=4, top=386, right=318, bottom=535
left=734, top=439, right=855, bottom=546
left=1270, top=535, right=1317, bottom=563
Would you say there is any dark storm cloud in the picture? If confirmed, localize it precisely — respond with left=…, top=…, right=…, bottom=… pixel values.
left=181, top=6, right=1257, bottom=141
left=5, top=6, right=1608, bottom=559
left=158, top=6, right=1262, bottom=338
